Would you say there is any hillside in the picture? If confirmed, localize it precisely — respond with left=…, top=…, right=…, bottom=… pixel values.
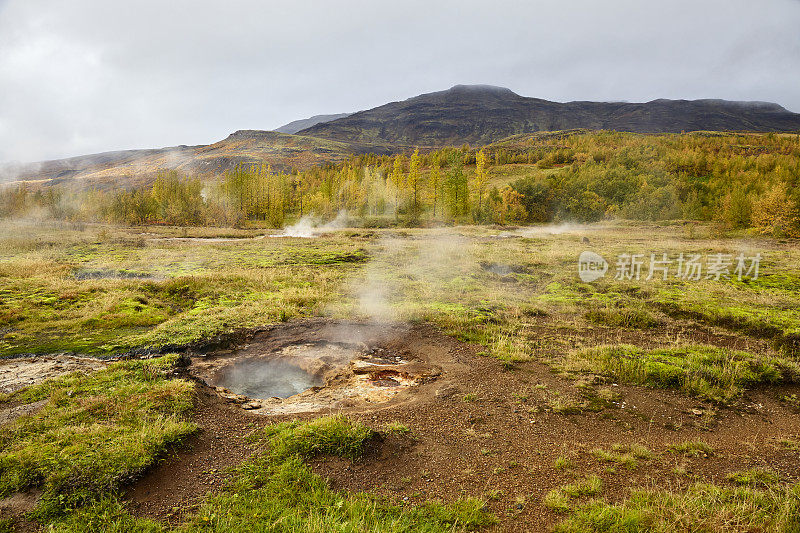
left=3, top=130, right=391, bottom=190
left=298, top=85, right=800, bottom=146
left=5, top=85, right=800, bottom=191
left=274, top=113, right=352, bottom=134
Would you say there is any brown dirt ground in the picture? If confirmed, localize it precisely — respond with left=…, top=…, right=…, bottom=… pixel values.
left=124, top=318, right=800, bottom=532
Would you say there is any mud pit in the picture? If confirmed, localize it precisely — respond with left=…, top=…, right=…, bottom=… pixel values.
left=190, top=321, right=441, bottom=415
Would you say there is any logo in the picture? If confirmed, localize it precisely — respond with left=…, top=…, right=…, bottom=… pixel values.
left=578, top=251, right=608, bottom=282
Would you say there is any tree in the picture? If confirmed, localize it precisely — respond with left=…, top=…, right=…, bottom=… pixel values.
left=510, top=176, right=555, bottom=223
left=718, top=186, right=751, bottom=229
left=429, top=156, right=441, bottom=218
left=751, top=182, right=800, bottom=237
left=445, top=152, right=468, bottom=218
left=408, top=149, right=422, bottom=219
left=390, top=154, right=405, bottom=217
left=500, top=186, right=527, bottom=223
left=473, top=149, right=489, bottom=220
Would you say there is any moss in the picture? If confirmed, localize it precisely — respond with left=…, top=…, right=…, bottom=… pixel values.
left=0, top=355, right=196, bottom=519
left=562, top=344, right=799, bottom=404
left=182, top=416, right=495, bottom=532
left=555, top=482, right=800, bottom=533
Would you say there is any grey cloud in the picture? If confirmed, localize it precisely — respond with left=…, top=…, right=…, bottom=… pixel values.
left=0, top=0, right=798, bottom=163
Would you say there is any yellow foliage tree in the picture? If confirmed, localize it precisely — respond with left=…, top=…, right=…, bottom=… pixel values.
left=474, top=149, right=489, bottom=214
left=751, top=182, right=800, bottom=237
left=499, top=186, right=527, bottom=224
left=429, top=156, right=441, bottom=218
left=408, top=149, right=422, bottom=217
left=390, top=154, right=405, bottom=216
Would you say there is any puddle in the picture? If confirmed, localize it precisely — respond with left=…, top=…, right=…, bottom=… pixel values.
left=211, top=358, right=322, bottom=399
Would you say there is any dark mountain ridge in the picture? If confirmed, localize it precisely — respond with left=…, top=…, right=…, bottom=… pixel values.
left=298, top=85, right=800, bottom=146
left=5, top=85, right=799, bottom=190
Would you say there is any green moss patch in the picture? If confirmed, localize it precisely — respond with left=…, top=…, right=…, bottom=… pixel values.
left=561, top=344, right=800, bottom=403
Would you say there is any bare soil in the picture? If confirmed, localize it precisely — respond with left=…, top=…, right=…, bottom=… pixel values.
left=123, top=319, right=800, bottom=532
left=0, top=355, right=106, bottom=395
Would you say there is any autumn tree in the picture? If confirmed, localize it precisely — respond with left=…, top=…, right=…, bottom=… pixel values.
left=444, top=151, right=469, bottom=218
left=428, top=156, right=442, bottom=218
left=473, top=149, right=489, bottom=221
left=751, top=182, right=800, bottom=237
left=390, top=154, right=405, bottom=217
left=500, top=186, right=527, bottom=224
left=407, top=148, right=423, bottom=219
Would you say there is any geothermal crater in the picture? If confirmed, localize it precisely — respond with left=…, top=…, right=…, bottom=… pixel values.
left=189, top=321, right=439, bottom=415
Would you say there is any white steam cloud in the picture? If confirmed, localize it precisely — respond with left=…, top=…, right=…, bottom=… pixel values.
left=275, top=210, right=349, bottom=238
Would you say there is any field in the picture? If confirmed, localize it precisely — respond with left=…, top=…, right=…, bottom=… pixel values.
left=1, top=220, right=799, bottom=532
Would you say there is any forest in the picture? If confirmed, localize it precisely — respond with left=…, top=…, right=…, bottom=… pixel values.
left=2, top=131, right=799, bottom=236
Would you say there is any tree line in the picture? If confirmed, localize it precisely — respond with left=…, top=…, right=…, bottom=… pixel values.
left=2, top=131, right=799, bottom=235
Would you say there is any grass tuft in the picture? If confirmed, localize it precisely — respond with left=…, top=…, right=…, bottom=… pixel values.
left=727, top=468, right=780, bottom=487
left=561, top=344, right=798, bottom=403
left=554, top=482, right=800, bottom=533
left=669, top=440, right=715, bottom=458
left=544, top=476, right=603, bottom=514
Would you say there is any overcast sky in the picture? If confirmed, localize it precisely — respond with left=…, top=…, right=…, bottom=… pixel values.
left=1, top=0, right=799, bottom=163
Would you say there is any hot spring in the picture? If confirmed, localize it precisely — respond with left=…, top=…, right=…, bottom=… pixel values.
left=211, top=357, right=322, bottom=399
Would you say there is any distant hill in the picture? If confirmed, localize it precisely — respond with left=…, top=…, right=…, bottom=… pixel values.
left=298, top=85, right=800, bottom=146
left=274, top=113, right=352, bottom=134
left=2, top=131, right=391, bottom=190
left=6, top=84, right=800, bottom=190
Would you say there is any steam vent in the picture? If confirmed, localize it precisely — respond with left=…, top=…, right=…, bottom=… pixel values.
left=189, top=320, right=440, bottom=414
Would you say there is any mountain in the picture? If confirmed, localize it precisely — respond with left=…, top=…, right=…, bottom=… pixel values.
left=274, top=113, right=352, bottom=134
left=6, top=84, right=800, bottom=190
left=3, top=131, right=391, bottom=190
left=297, top=85, right=800, bottom=146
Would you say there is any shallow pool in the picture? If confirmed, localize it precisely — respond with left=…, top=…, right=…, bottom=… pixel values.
left=212, top=358, right=322, bottom=399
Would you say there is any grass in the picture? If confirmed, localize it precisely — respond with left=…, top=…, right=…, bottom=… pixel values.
left=544, top=476, right=604, bottom=513
left=555, top=455, right=575, bottom=470
left=726, top=468, right=780, bottom=487
left=46, top=416, right=496, bottom=532
left=561, top=344, right=800, bottom=403
left=591, top=444, right=652, bottom=470
left=0, top=354, right=196, bottom=520
left=554, top=482, right=800, bottom=532
left=584, top=308, right=660, bottom=329
left=2, top=222, right=800, bottom=530
left=201, top=417, right=493, bottom=532
left=384, top=421, right=412, bottom=436
left=669, top=440, right=715, bottom=458
left=0, top=227, right=362, bottom=356
left=654, top=279, right=800, bottom=354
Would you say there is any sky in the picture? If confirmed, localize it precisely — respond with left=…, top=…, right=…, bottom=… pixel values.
left=1, top=0, right=799, bottom=163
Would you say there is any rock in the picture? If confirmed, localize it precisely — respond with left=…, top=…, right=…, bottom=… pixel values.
left=435, top=385, right=458, bottom=399
left=221, top=393, right=246, bottom=403
left=241, top=401, right=262, bottom=410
